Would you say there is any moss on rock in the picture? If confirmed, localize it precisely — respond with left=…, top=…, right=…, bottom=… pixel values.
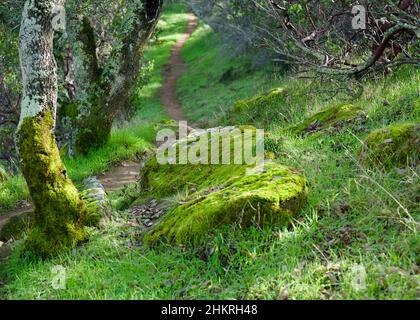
left=291, top=104, right=364, bottom=136
left=230, top=88, right=291, bottom=124
left=17, top=111, right=99, bottom=258
left=144, top=162, right=308, bottom=246
left=140, top=127, right=308, bottom=246
left=359, top=123, right=420, bottom=170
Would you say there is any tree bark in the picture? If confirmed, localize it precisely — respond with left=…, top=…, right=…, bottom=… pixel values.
left=107, top=0, right=163, bottom=119
left=17, top=0, right=97, bottom=258
left=72, top=16, right=110, bottom=155
left=73, top=0, right=163, bottom=154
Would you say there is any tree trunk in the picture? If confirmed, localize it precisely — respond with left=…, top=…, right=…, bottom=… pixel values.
left=74, top=0, right=163, bottom=155
left=17, top=0, right=97, bottom=258
left=71, top=16, right=110, bottom=155
left=107, top=0, right=163, bottom=121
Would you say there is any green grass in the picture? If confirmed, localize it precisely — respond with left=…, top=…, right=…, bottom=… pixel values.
left=178, top=24, right=286, bottom=126
left=1, top=4, right=419, bottom=300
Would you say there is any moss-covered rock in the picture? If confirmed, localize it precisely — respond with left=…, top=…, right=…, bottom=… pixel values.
left=359, top=123, right=420, bottom=169
left=230, top=88, right=291, bottom=124
left=140, top=126, right=262, bottom=197
left=140, top=126, right=308, bottom=246
left=291, top=104, right=365, bottom=136
left=144, top=162, right=308, bottom=246
left=233, top=88, right=286, bottom=112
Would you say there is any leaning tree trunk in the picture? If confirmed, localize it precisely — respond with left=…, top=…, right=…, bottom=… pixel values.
left=17, top=0, right=97, bottom=258
left=74, top=0, right=163, bottom=155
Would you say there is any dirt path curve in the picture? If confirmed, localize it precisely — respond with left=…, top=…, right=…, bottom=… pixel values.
left=0, top=161, right=140, bottom=231
left=160, top=14, right=198, bottom=121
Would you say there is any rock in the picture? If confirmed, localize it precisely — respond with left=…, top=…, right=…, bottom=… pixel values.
left=144, top=161, right=308, bottom=246
left=82, top=177, right=112, bottom=221
left=291, top=104, right=365, bottom=136
left=136, top=126, right=308, bottom=246
left=359, top=123, right=420, bottom=170
left=230, top=88, right=290, bottom=124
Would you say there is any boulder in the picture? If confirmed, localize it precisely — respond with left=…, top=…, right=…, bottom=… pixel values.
left=140, top=126, right=308, bottom=246
left=82, top=177, right=112, bottom=222
left=359, top=123, right=420, bottom=170
left=230, top=88, right=291, bottom=124
left=291, top=104, right=365, bottom=136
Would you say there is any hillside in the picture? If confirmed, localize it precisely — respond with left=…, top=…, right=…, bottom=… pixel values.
left=0, top=3, right=418, bottom=300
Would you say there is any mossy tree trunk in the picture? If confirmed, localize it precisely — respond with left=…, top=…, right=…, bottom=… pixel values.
left=17, top=0, right=95, bottom=258
left=73, top=0, right=163, bottom=155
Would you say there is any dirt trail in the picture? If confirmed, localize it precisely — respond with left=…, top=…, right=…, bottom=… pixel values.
left=0, top=15, right=198, bottom=233
left=160, top=14, right=198, bottom=121
left=98, top=161, right=140, bottom=192
left=0, top=161, right=140, bottom=231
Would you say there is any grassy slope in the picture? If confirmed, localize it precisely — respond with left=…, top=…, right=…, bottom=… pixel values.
left=176, top=24, right=420, bottom=299
left=178, top=24, right=285, bottom=126
left=1, top=5, right=419, bottom=300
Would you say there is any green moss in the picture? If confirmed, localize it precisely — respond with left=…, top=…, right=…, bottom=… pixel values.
left=144, top=162, right=308, bottom=246
left=359, top=123, right=420, bottom=170
left=58, top=101, right=79, bottom=121
left=233, top=88, right=285, bottom=112
left=230, top=88, right=291, bottom=124
left=139, top=126, right=261, bottom=198
left=291, top=104, right=364, bottom=136
left=138, top=127, right=308, bottom=246
left=0, top=212, right=33, bottom=241
left=17, top=111, right=99, bottom=258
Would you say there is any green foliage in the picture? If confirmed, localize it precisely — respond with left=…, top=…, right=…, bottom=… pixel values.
left=230, top=88, right=292, bottom=125
left=1, top=4, right=419, bottom=300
